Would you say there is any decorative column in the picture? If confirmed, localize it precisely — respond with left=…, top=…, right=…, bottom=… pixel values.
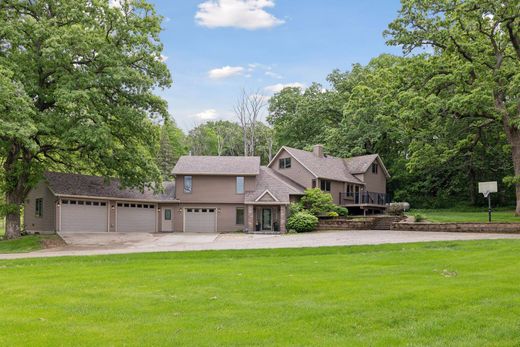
left=280, top=205, right=286, bottom=233
left=247, top=205, right=254, bottom=232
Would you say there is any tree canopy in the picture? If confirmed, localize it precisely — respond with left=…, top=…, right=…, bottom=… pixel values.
left=0, top=0, right=171, bottom=238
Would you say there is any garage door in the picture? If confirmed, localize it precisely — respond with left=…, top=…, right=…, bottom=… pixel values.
left=61, top=199, right=108, bottom=232
left=184, top=208, right=216, bottom=233
left=116, top=202, right=156, bottom=232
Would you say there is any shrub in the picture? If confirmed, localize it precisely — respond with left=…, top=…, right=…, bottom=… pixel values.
left=286, top=212, right=319, bottom=233
left=289, top=202, right=303, bottom=215
left=333, top=206, right=349, bottom=217
left=387, top=203, right=406, bottom=216
left=300, top=188, right=336, bottom=216
left=326, top=211, right=339, bottom=218
left=414, top=214, right=426, bottom=222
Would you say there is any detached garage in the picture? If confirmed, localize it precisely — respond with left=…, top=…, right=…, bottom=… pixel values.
left=116, top=202, right=156, bottom=232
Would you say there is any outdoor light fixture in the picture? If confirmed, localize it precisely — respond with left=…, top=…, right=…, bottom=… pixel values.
left=158, top=207, right=161, bottom=212
left=178, top=208, right=182, bottom=212
left=111, top=205, right=115, bottom=210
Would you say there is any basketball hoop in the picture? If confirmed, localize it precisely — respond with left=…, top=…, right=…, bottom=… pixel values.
left=478, top=182, right=497, bottom=223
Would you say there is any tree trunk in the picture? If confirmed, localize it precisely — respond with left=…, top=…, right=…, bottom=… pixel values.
left=4, top=194, right=22, bottom=240
left=512, top=138, right=520, bottom=216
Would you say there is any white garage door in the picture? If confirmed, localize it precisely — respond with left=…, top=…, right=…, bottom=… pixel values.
left=184, top=208, right=216, bottom=233
left=61, top=199, right=108, bottom=232
left=116, top=202, right=156, bottom=232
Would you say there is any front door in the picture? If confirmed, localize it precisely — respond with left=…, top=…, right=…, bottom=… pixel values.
left=161, top=208, right=174, bottom=232
left=262, top=208, right=272, bottom=230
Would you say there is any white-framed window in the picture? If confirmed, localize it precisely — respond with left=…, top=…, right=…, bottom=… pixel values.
left=35, top=198, right=43, bottom=217
left=184, top=176, right=192, bottom=193
left=236, top=176, right=244, bottom=194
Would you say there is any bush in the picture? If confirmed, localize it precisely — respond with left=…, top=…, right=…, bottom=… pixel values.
left=414, top=213, right=426, bottom=222
left=286, top=212, right=319, bottom=233
left=300, top=188, right=336, bottom=216
left=333, top=206, right=349, bottom=216
left=289, top=202, right=303, bottom=215
left=387, top=203, right=406, bottom=216
left=326, top=211, right=339, bottom=218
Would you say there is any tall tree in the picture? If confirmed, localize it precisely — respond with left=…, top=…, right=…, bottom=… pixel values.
left=156, top=116, right=186, bottom=180
left=0, top=0, right=171, bottom=239
left=385, top=0, right=520, bottom=214
left=234, top=89, right=267, bottom=156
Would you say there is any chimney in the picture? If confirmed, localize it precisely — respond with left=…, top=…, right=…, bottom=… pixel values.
left=312, top=144, right=324, bottom=158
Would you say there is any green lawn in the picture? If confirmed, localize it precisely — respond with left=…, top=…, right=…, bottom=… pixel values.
left=410, top=208, right=519, bottom=223
left=1, top=241, right=520, bottom=346
left=0, top=235, right=44, bottom=253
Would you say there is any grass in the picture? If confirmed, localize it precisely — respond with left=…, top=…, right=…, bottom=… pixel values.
left=409, top=208, right=519, bottom=223
left=1, top=240, right=520, bottom=346
left=0, top=235, right=44, bottom=253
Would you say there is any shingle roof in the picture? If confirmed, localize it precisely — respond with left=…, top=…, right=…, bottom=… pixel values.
left=343, top=154, right=379, bottom=174
left=173, top=156, right=260, bottom=175
left=44, top=172, right=176, bottom=202
left=283, top=147, right=363, bottom=183
left=245, top=167, right=305, bottom=204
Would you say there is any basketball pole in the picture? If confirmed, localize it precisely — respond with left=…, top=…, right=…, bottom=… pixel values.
left=487, top=193, right=492, bottom=223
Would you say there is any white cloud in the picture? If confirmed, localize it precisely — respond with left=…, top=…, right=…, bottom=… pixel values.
left=193, top=109, right=219, bottom=120
left=195, top=0, right=285, bottom=30
left=208, top=65, right=244, bottom=79
left=264, top=82, right=305, bottom=94
left=265, top=70, right=282, bottom=79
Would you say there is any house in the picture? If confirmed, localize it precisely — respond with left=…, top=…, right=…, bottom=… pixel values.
left=24, top=145, right=389, bottom=234
left=268, top=145, right=390, bottom=214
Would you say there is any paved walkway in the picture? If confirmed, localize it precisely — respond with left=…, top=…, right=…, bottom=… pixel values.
left=1, top=230, right=520, bottom=260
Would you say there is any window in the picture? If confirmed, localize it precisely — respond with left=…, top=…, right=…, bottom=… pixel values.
left=35, top=198, right=43, bottom=217
left=164, top=209, right=172, bottom=220
left=279, top=158, right=291, bottom=169
left=184, top=176, right=192, bottom=193
left=312, top=179, right=317, bottom=188
left=236, top=176, right=244, bottom=194
left=372, top=163, right=378, bottom=174
left=208, top=209, right=215, bottom=213
left=320, top=180, right=331, bottom=192
left=236, top=208, right=244, bottom=225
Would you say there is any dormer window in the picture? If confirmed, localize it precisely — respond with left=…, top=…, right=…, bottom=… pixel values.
left=279, top=158, right=291, bottom=169
left=372, top=163, right=378, bottom=174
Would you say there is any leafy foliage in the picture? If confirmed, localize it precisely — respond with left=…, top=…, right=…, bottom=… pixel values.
left=286, top=212, right=319, bottom=233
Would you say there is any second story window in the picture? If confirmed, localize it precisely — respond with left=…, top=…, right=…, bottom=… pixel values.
left=320, top=180, right=331, bottom=192
left=184, top=176, right=192, bottom=193
left=279, top=157, right=291, bottom=169
left=372, top=163, right=378, bottom=174
left=236, top=176, right=244, bottom=194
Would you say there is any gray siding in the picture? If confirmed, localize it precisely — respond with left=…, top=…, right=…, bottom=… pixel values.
left=24, top=181, right=57, bottom=233
left=270, top=149, right=315, bottom=188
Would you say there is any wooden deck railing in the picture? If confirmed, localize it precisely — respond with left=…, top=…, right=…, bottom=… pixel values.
left=339, top=191, right=390, bottom=206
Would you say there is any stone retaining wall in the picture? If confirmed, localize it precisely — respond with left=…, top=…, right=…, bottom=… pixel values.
left=392, top=222, right=520, bottom=233
left=317, top=218, right=376, bottom=231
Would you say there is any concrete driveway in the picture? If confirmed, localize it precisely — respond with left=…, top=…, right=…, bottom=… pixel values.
left=1, top=230, right=520, bottom=260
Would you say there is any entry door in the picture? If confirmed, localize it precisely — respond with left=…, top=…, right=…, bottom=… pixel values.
left=162, top=208, right=174, bottom=232
left=262, top=208, right=272, bottom=230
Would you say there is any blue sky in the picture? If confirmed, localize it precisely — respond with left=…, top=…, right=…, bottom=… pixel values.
left=149, top=0, right=403, bottom=131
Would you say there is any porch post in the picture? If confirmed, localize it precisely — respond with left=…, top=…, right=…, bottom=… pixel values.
left=247, top=205, right=254, bottom=232
left=280, top=205, right=286, bottom=233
